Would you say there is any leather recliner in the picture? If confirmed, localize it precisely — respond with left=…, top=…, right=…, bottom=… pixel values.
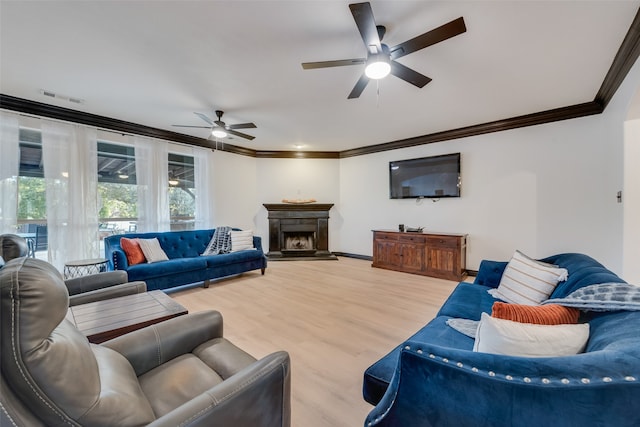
left=0, top=233, right=147, bottom=305
left=0, top=257, right=291, bottom=426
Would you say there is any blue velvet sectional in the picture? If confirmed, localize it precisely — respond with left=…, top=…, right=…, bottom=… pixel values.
left=104, top=229, right=267, bottom=291
left=363, top=253, right=640, bottom=426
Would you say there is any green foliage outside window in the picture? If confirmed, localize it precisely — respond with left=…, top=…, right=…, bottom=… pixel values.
left=17, top=177, right=46, bottom=220
left=98, top=182, right=138, bottom=220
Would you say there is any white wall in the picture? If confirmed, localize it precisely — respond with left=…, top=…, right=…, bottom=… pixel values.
left=210, top=150, right=258, bottom=231
left=339, top=116, right=620, bottom=271
left=624, top=118, right=640, bottom=282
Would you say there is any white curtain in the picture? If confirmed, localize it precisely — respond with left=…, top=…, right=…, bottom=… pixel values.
left=41, top=122, right=99, bottom=270
left=193, top=147, right=213, bottom=230
left=0, top=112, right=20, bottom=234
left=133, top=136, right=170, bottom=232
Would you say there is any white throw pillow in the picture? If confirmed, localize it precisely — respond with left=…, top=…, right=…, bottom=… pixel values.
left=230, top=230, right=255, bottom=252
left=473, top=312, right=589, bottom=357
left=137, top=238, right=169, bottom=263
left=488, top=250, right=568, bottom=305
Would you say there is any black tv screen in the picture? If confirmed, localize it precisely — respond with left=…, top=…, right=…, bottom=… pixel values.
left=389, top=153, right=461, bottom=199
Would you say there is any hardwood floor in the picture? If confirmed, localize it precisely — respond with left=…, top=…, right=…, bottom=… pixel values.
left=170, top=257, right=460, bottom=427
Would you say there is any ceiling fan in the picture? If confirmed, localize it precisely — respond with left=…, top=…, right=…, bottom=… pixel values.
left=173, top=110, right=256, bottom=140
left=301, top=2, right=466, bottom=99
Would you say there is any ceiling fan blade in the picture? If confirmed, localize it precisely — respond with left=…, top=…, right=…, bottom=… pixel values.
left=226, top=128, right=255, bottom=141
left=348, top=74, right=370, bottom=99
left=390, top=61, right=432, bottom=88
left=302, top=58, right=366, bottom=69
left=349, top=2, right=381, bottom=52
left=226, top=122, right=257, bottom=130
left=214, top=121, right=225, bottom=127
left=172, top=125, right=213, bottom=129
left=194, top=112, right=215, bottom=126
left=390, top=17, right=466, bottom=60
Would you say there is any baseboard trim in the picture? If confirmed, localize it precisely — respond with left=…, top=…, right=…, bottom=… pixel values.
left=333, top=252, right=373, bottom=261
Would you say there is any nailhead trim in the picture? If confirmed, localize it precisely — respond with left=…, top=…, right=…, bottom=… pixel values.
left=406, top=347, right=638, bottom=386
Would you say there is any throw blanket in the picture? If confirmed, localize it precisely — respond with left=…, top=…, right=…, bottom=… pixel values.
left=202, top=226, right=233, bottom=255
left=543, top=282, right=640, bottom=312
left=446, top=318, right=479, bottom=338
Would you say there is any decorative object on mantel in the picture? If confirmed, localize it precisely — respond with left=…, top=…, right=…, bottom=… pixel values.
left=281, top=198, right=317, bottom=204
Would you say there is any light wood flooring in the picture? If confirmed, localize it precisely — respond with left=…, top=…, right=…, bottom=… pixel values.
left=170, top=257, right=460, bottom=427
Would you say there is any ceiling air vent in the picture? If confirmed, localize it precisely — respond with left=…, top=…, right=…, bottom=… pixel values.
left=39, top=89, right=85, bottom=105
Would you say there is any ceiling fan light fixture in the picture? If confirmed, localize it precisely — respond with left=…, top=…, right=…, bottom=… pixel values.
left=211, top=128, right=228, bottom=138
left=365, top=54, right=391, bottom=79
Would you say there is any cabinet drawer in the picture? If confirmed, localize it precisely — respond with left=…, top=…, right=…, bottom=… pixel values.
left=399, top=234, right=426, bottom=243
left=375, top=232, right=399, bottom=241
left=426, top=236, right=459, bottom=248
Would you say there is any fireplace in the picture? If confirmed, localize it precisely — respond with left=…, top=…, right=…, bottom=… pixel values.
left=263, top=203, right=337, bottom=260
left=284, top=231, right=315, bottom=251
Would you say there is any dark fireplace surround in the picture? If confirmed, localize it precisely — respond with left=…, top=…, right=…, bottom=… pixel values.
left=263, top=203, right=337, bottom=260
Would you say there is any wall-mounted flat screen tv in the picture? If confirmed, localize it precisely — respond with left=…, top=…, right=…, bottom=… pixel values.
left=389, top=153, right=461, bottom=199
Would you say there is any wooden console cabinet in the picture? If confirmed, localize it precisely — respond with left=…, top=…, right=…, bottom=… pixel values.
left=372, top=230, right=467, bottom=281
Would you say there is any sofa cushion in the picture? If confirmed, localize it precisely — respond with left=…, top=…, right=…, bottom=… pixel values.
left=126, top=257, right=208, bottom=281
left=473, top=312, right=589, bottom=357
left=120, top=237, right=146, bottom=265
left=542, top=253, right=626, bottom=298
left=491, top=302, right=580, bottom=324
left=230, top=230, right=255, bottom=252
left=139, top=353, right=223, bottom=417
left=138, top=238, right=169, bottom=263
left=437, top=282, right=496, bottom=320
left=203, top=249, right=263, bottom=268
left=489, top=250, right=568, bottom=305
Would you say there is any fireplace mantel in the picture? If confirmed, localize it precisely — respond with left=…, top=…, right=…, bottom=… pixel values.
left=263, top=203, right=337, bottom=260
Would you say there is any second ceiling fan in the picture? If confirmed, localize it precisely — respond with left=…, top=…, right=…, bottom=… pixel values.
left=173, top=110, right=256, bottom=140
left=302, top=2, right=466, bottom=99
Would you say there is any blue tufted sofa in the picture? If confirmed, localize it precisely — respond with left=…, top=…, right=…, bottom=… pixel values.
left=104, top=229, right=267, bottom=292
left=363, top=253, right=640, bottom=427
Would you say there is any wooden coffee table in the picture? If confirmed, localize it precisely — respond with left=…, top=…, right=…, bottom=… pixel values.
left=66, top=290, right=188, bottom=343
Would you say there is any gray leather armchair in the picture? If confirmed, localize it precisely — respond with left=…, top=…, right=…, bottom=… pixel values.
left=0, top=233, right=147, bottom=306
left=65, top=270, right=147, bottom=306
left=0, top=257, right=291, bottom=426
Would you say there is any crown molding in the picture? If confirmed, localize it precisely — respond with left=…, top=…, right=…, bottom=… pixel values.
left=255, top=150, right=339, bottom=159
left=0, top=94, right=256, bottom=156
left=338, top=101, right=603, bottom=158
left=595, top=8, right=640, bottom=109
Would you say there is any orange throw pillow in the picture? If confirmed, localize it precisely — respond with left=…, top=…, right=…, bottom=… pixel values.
left=491, top=301, right=580, bottom=325
left=120, top=237, right=146, bottom=266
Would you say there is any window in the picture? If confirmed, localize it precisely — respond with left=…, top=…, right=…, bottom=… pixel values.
left=17, top=129, right=46, bottom=224
left=97, top=142, right=138, bottom=235
left=17, top=131, right=197, bottom=235
left=168, top=153, right=195, bottom=231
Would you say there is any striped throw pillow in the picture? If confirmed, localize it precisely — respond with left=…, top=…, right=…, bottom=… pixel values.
left=137, top=238, right=169, bottom=263
left=488, top=250, right=568, bottom=305
left=230, top=230, right=255, bottom=252
left=491, top=302, right=580, bottom=324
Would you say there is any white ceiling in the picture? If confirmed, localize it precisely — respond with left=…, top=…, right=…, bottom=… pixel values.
left=1, top=1, right=638, bottom=152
